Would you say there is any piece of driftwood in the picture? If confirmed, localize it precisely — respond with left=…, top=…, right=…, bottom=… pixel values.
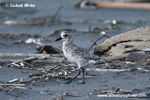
left=0, top=53, right=51, bottom=57
left=7, top=78, right=18, bottom=83
left=86, top=68, right=131, bottom=72
left=36, top=45, right=62, bottom=54
left=0, top=53, right=64, bottom=69
left=30, top=72, right=93, bottom=80
left=8, top=56, right=41, bottom=68
left=86, top=67, right=150, bottom=72
left=75, top=1, right=150, bottom=9
left=31, top=59, right=63, bottom=64
left=8, top=55, right=63, bottom=68
left=0, top=84, right=25, bottom=86
left=9, top=56, right=37, bottom=66
left=117, top=0, right=150, bottom=2
left=94, top=27, right=150, bottom=56
left=20, top=56, right=38, bottom=62
left=0, top=53, right=63, bottom=59
left=0, top=58, right=63, bottom=66
left=97, top=1, right=150, bottom=9
left=4, top=20, right=43, bottom=26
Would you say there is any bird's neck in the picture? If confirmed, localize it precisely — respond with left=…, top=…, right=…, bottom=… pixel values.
left=62, top=39, right=73, bottom=52
left=63, top=39, right=73, bottom=45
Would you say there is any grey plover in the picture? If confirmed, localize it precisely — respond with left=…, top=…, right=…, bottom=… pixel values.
left=56, top=31, right=106, bottom=84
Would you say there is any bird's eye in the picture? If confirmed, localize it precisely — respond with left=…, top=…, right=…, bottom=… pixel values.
left=64, top=34, right=68, bottom=37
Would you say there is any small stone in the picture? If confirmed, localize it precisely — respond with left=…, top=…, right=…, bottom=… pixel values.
left=25, top=38, right=36, bottom=44
left=4, top=20, right=18, bottom=26
left=64, top=71, right=67, bottom=76
left=20, top=62, right=25, bottom=67
left=147, top=59, right=150, bottom=65
left=100, top=31, right=106, bottom=35
left=58, top=72, right=63, bottom=75
left=8, top=78, right=18, bottom=83
left=112, top=19, right=117, bottom=25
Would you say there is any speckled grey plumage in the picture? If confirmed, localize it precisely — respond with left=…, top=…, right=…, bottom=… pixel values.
left=58, top=31, right=106, bottom=69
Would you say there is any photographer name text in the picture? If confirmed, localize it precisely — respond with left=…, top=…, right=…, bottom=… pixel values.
left=6, top=3, right=35, bottom=8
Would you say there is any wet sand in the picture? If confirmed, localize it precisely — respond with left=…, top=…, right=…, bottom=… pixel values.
left=0, top=0, right=150, bottom=100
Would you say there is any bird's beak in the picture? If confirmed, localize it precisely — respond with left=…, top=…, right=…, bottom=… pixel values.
left=55, top=37, right=62, bottom=41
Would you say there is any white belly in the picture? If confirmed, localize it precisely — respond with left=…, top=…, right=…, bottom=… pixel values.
left=63, top=43, right=88, bottom=68
left=64, top=51, right=89, bottom=68
left=64, top=52, right=77, bottom=64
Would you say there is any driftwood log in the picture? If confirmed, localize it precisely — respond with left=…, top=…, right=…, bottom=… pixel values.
left=75, top=1, right=150, bottom=10
left=97, top=1, right=150, bottom=9
left=36, top=45, right=62, bottom=54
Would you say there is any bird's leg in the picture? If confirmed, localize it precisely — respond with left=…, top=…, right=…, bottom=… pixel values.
left=81, top=67, right=85, bottom=84
left=65, top=69, right=81, bottom=84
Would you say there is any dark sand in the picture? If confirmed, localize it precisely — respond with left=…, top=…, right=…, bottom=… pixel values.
left=0, top=0, right=150, bottom=100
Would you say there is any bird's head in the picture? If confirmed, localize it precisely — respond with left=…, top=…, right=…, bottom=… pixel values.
left=55, top=31, right=72, bottom=43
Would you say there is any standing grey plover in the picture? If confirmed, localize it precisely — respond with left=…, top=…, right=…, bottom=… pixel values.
left=56, top=31, right=106, bottom=84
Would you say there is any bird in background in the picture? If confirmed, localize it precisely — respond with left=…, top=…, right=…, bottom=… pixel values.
left=55, top=31, right=106, bottom=84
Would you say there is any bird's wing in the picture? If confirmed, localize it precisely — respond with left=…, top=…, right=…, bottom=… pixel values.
left=70, top=44, right=106, bottom=64
left=71, top=46, right=91, bottom=60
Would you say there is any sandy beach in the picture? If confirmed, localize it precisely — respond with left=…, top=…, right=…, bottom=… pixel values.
left=0, top=0, right=150, bottom=100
